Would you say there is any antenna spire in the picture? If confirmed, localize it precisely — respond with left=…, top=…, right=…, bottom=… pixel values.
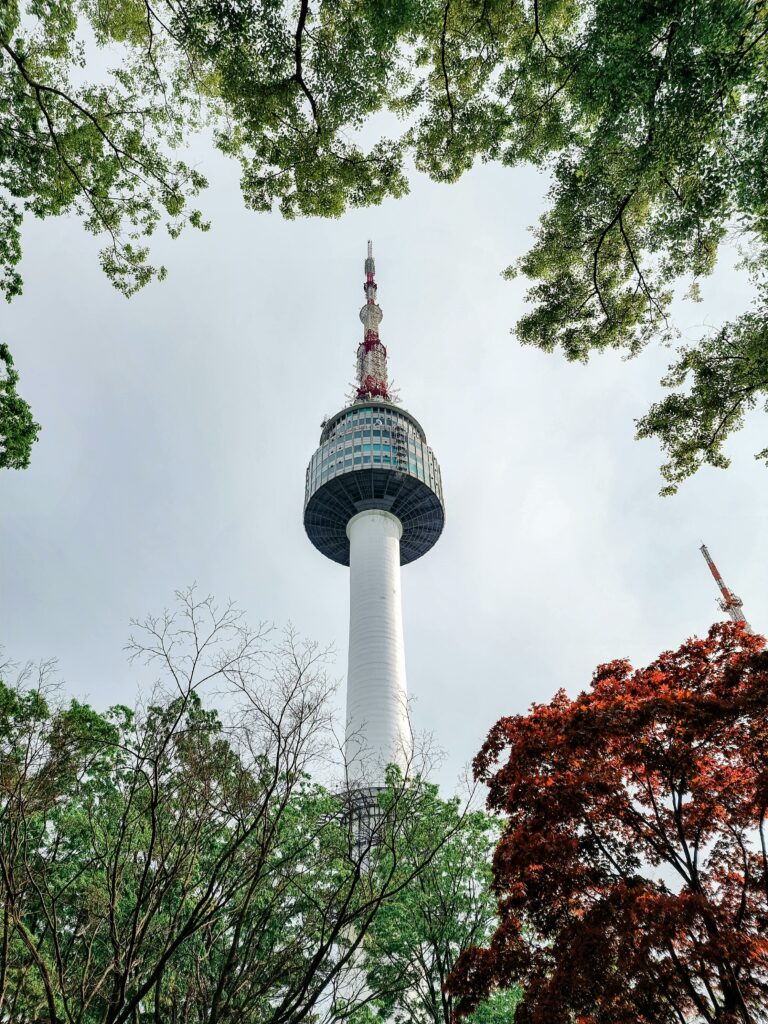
left=356, top=241, right=389, bottom=401
left=699, top=543, right=752, bottom=631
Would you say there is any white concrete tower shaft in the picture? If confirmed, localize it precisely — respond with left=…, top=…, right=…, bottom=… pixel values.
left=345, top=510, right=410, bottom=785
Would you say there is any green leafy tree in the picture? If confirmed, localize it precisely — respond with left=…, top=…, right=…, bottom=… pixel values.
left=10, top=0, right=764, bottom=485
left=347, top=787, right=519, bottom=1024
left=1, top=0, right=410, bottom=468
left=0, top=343, right=39, bottom=468
left=0, top=588, right=476, bottom=1024
left=397, top=0, right=768, bottom=492
left=2, top=0, right=208, bottom=469
left=0, top=0, right=413, bottom=305
left=1, top=0, right=207, bottom=301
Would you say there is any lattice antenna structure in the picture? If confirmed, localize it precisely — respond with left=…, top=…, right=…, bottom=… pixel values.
left=699, top=544, right=752, bottom=631
left=356, top=241, right=389, bottom=402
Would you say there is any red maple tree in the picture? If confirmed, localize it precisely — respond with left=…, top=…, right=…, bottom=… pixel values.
left=448, top=622, right=768, bottom=1024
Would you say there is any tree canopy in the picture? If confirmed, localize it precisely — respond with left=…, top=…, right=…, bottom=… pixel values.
left=4, top=0, right=768, bottom=482
left=0, top=343, right=40, bottom=468
left=0, top=589, right=490, bottom=1024
left=447, top=620, right=768, bottom=1024
left=348, top=790, right=520, bottom=1024
left=402, top=0, right=768, bottom=491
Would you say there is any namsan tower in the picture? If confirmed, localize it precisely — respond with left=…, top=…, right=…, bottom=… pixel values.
left=304, top=243, right=445, bottom=792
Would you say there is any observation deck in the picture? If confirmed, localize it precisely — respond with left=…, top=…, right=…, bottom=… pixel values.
left=304, top=400, right=445, bottom=566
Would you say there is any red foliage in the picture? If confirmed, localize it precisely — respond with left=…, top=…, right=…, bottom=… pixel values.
left=448, top=622, right=768, bottom=1024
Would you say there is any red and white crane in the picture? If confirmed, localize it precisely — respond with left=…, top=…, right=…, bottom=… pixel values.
left=699, top=543, right=751, bottom=631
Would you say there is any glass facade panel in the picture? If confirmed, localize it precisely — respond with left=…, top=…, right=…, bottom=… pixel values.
left=308, top=402, right=443, bottom=507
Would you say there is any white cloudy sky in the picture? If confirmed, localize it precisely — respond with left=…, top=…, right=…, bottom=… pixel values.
left=3, top=140, right=766, bottom=791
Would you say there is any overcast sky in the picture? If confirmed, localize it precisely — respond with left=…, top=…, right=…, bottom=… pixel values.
left=3, top=140, right=766, bottom=791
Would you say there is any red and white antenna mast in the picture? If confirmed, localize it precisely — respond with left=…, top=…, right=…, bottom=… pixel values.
left=356, top=241, right=389, bottom=401
left=699, top=543, right=751, bottom=631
